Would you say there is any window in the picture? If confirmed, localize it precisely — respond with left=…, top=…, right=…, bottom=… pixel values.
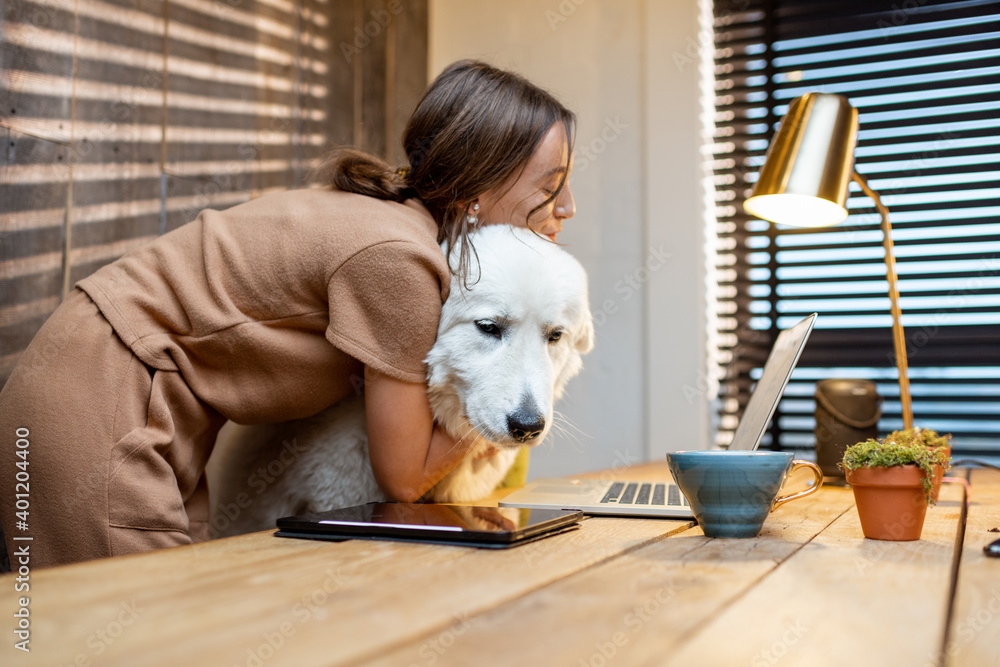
left=710, top=0, right=1000, bottom=461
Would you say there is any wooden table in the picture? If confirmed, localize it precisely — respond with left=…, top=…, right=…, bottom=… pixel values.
left=2, top=464, right=998, bottom=667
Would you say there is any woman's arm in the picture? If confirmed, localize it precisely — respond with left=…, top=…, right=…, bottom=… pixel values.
left=364, top=366, right=477, bottom=502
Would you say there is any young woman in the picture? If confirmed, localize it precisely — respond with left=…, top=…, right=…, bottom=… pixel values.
left=0, top=59, right=576, bottom=568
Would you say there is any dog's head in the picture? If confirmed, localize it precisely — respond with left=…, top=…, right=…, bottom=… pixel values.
left=426, top=225, right=594, bottom=450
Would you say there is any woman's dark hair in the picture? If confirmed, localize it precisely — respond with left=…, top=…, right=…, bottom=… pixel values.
left=321, top=59, right=576, bottom=282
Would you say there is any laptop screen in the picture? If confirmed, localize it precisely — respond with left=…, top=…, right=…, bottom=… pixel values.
left=727, top=314, right=817, bottom=451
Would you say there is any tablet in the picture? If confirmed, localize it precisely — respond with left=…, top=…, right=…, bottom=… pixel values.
left=275, top=502, right=583, bottom=549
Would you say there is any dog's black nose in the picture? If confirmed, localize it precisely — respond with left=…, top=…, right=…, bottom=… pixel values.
left=507, top=411, right=545, bottom=442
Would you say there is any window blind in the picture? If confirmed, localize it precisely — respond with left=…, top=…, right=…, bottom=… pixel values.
left=710, top=0, right=1000, bottom=462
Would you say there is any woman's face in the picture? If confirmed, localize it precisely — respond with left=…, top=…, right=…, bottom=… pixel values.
left=476, top=122, right=576, bottom=241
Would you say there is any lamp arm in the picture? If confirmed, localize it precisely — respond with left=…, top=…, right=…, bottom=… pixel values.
left=852, top=171, right=914, bottom=430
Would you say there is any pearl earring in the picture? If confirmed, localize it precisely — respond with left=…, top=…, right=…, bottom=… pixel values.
left=466, top=203, right=480, bottom=228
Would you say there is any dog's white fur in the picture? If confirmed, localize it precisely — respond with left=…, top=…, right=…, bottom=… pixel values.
left=206, top=225, right=593, bottom=536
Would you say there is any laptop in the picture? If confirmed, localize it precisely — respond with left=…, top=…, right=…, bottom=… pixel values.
left=499, top=313, right=817, bottom=518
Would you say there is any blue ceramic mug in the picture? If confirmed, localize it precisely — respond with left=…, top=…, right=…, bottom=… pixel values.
left=665, top=451, right=823, bottom=538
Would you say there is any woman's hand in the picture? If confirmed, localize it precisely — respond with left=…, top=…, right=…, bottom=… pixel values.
left=363, top=366, right=478, bottom=502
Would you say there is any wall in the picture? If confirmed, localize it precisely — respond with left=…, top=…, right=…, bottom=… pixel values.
left=429, top=0, right=712, bottom=478
left=0, top=0, right=711, bottom=479
left=0, top=0, right=429, bottom=384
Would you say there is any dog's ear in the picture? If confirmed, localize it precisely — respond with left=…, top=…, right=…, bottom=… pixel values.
left=574, top=306, right=595, bottom=354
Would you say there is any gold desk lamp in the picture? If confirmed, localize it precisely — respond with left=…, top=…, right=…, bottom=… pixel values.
left=744, top=92, right=913, bottom=430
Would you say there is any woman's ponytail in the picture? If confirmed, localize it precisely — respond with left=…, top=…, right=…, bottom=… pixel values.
left=321, top=148, right=412, bottom=202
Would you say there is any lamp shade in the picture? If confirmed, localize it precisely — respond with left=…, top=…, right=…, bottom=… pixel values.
left=744, top=93, right=859, bottom=227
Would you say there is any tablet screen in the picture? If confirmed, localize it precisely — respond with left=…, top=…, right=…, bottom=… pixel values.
left=276, top=502, right=582, bottom=545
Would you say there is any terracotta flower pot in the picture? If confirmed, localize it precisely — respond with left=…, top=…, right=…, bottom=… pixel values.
left=929, top=445, right=951, bottom=503
left=846, top=464, right=929, bottom=541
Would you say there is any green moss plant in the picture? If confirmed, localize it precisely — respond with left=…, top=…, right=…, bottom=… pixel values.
left=840, top=437, right=951, bottom=505
left=883, top=427, right=952, bottom=451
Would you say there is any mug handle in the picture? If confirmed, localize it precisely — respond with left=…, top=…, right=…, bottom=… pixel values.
left=770, top=460, right=823, bottom=511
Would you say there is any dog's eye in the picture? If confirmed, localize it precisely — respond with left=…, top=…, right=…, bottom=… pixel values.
left=548, top=329, right=565, bottom=343
left=475, top=320, right=502, bottom=338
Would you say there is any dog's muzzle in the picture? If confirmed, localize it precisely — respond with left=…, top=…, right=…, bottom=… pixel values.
left=507, top=402, right=546, bottom=443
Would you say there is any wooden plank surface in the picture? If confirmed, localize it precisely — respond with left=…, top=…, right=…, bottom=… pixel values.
left=386, top=0, right=428, bottom=167
left=0, top=128, right=70, bottom=385
left=358, top=0, right=388, bottom=160
left=0, top=512, right=689, bottom=666
left=946, top=469, right=1000, bottom=667
left=1, top=0, right=431, bottom=390
left=665, top=481, right=965, bottom=667
left=0, top=0, right=76, bottom=142
left=69, top=0, right=166, bottom=287
left=366, top=484, right=855, bottom=667
left=326, top=0, right=360, bottom=151
left=0, top=463, right=982, bottom=666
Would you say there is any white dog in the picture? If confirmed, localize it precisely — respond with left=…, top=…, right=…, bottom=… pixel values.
left=206, top=225, right=593, bottom=537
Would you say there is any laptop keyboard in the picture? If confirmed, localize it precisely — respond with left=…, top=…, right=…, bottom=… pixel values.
left=599, top=481, right=689, bottom=507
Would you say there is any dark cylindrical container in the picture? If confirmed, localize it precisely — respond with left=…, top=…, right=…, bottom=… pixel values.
left=814, top=379, right=881, bottom=478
